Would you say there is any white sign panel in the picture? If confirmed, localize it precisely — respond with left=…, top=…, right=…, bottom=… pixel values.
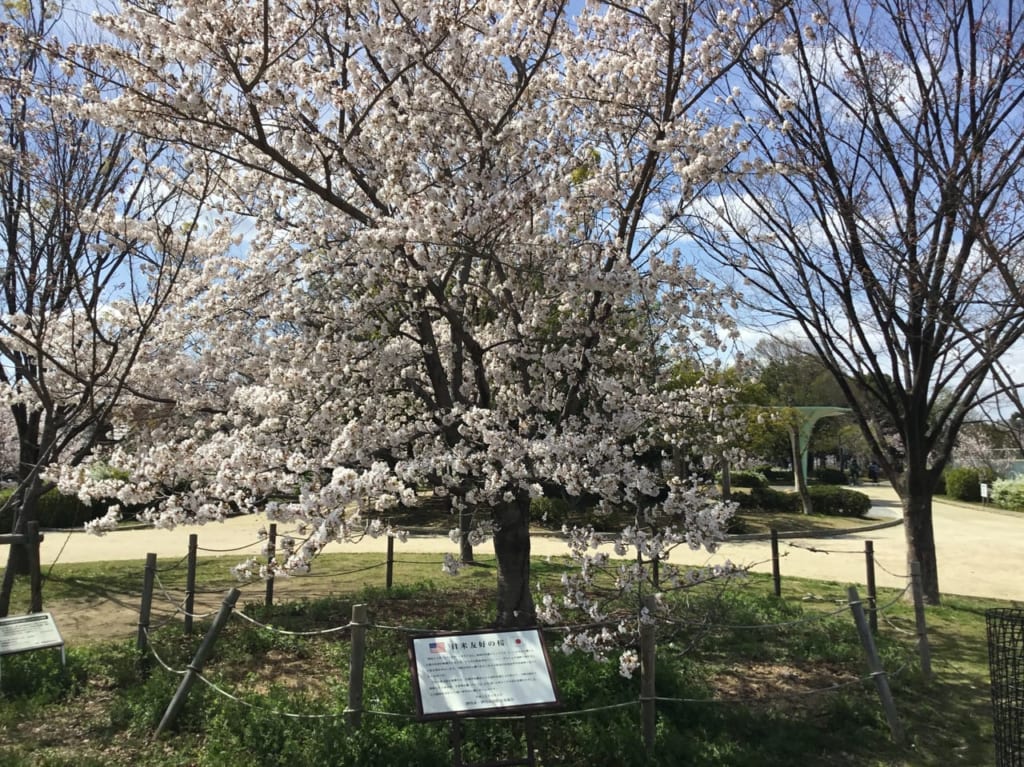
left=409, top=628, right=559, bottom=719
left=0, top=613, right=64, bottom=657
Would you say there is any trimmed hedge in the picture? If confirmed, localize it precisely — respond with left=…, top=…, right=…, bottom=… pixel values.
left=806, top=485, right=871, bottom=517
left=733, top=485, right=870, bottom=518
left=726, top=470, right=770, bottom=489
left=0, top=488, right=105, bottom=531
left=733, top=486, right=794, bottom=512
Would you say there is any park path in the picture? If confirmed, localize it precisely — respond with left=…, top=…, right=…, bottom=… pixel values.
left=36, top=483, right=1023, bottom=602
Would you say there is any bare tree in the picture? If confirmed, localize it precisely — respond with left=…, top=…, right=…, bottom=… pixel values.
left=0, top=3, right=208, bottom=615
left=692, top=0, right=1024, bottom=602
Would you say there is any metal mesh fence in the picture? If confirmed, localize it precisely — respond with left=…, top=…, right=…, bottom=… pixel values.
left=988, top=608, right=1024, bottom=767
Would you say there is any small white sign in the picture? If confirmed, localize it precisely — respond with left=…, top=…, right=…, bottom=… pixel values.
left=409, top=628, right=559, bottom=719
left=0, top=613, right=64, bottom=657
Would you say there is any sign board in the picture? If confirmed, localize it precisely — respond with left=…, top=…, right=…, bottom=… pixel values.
left=0, top=613, right=64, bottom=658
left=981, top=482, right=990, bottom=500
left=408, top=628, right=559, bottom=720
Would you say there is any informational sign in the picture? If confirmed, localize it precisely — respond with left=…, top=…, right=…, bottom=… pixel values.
left=408, top=628, right=559, bottom=720
left=0, top=613, right=64, bottom=657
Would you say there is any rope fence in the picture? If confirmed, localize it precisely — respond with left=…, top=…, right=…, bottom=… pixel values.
left=128, top=519, right=935, bottom=754
left=139, top=563, right=931, bottom=753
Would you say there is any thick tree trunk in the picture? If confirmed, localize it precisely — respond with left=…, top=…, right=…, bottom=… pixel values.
left=492, top=494, right=536, bottom=628
left=0, top=476, right=43, bottom=617
left=459, top=507, right=474, bottom=564
left=901, top=488, right=941, bottom=605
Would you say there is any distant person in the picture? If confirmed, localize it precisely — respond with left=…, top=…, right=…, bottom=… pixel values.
left=849, top=458, right=860, bottom=485
left=868, top=461, right=880, bottom=484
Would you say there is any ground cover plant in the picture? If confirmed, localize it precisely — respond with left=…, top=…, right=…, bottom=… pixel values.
left=0, top=555, right=1003, bottom=766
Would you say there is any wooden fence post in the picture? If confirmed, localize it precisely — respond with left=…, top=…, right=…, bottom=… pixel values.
left=265, top=523, right=276, bottom=607
left=640, top=594, right=657, bottom=753
left=770, top=529, right=781, bottom=597
left=864, top=540, right=877, bottom=633
left=155, top=587, right=241, bottom=738
left=347, top=603, right=368, bottom=728
left=385, top=537, right=394, bottom=592
left=910, top=562, right=933, bottom=681
left=26, top=522, right=42, bottom=613
left=848, top=586, right=904, bottom=744
left=184, top=534, right=198, bottom=635
left=137, top=553, right=158, bottom=653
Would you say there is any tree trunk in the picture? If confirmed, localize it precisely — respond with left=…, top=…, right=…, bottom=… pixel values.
left=901, top=484, right=941, bottom=605
left=492, top=494, right=536, bottom=628
left=459, top=507, right=474, bottom=564
left=0, top=476, right=43, bottom=617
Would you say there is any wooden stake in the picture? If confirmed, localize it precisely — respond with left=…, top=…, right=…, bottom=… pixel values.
left=347, top=603, right=368, bottom=728
left=386, top=537, right=394, bottom=591
left=848, top=586, right=903, bottom=744
left=155, top=587, right=241, bottom=738
left=184, top=534, right=197, bottom=635
left=865, top=540, right=877, bottom=633
left=137, top=553, right=157, bottom=653
left=770, top=529, right=781, bottom=597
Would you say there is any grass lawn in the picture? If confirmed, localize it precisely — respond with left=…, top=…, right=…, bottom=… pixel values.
left=0, top=551, right=1008, bottom=766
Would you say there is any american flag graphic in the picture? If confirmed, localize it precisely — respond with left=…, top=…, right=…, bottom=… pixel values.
left=429, top=641, right=446, bottom=653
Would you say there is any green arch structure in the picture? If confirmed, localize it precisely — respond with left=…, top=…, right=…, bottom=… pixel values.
left=791, top=406, right=851, bottom=489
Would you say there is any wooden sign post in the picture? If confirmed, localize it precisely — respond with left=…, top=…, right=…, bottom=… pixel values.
left=408, top=628, right=560, bottom=767
left=0, top=612, right=65, bottom=688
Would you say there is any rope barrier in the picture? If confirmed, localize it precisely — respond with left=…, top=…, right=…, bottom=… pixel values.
left=285, top=562, right=387, bottom=579
left=652, top=660, right=913, bottom=706
left=370, top=621, right=452, bottom=634
left=231, top=610, right=355, bottom=637
left=196, top=541, right=265, bottom=553
left=154, top=553, right=191, bottom=572
left=782, top=541, right=867, bottom=555
left=193, top=672, right=349, bottom=720
left=152, top=572, right=220, bottom=621
left=142, top=628, right=188, bottom=677
left=42, top=530, right=74, bottom=580
left=660, top=600, right=851, bottom=632
left=872, top=582, right=913, bottom=613
left=872, top=559, right=911, bottom=579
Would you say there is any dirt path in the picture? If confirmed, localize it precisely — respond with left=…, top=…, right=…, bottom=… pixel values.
left=17, top=484, right=1024, bottom=644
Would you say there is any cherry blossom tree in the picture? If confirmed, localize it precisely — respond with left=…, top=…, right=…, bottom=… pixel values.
left=0, top=1, right=212, bottom=615
left=61, top=0, right=769, bottom=628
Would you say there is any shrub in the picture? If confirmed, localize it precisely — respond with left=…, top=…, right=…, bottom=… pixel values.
left=812, top=467, right=847, bottom=486
left=944, top=467, right=981, bottom=502
left=991, top=479, right=1024, bottom=512
left=807, top=486, right=871, bottom=517
left=727, top=470, right=769, bottom=489
left=732, top=486, right=798, bottom=513
left=0, top=488, right=106, bottom=531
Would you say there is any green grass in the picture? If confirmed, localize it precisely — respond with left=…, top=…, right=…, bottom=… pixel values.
left=0, top=558, right=1010, bottom=766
